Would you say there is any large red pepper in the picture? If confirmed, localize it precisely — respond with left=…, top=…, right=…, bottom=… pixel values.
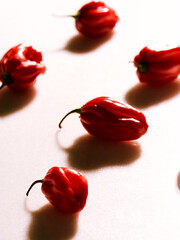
left=59, top=97, right=148, bottom=141
left=73, top=1, right=119, bottom=38
left=0, top=43, right=46, bottom=91
left=26, top=167, right=88, bottom=214
left=133, top=45, right=180, bottom=86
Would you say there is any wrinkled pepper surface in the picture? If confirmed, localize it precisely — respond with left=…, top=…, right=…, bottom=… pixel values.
left=0, top=43, right=46, bottom=91
left=26, top=166, right=88, bottom=214
left=59, top=96, right=148, bottom=141
left=134, top=45, right=180, bottom=86
left=74, top=1, right=119, bottom=38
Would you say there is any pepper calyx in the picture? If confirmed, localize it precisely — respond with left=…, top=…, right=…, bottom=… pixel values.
left=134, top=61, right=148, bottom=73
left=0, top=72, right=13, bottom=89
left=71, top=12, right=81, bottom=22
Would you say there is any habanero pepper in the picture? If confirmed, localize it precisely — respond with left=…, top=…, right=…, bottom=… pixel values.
left=74, top=1, right=119, bottom=38
left=0, top=43, right=46, bottom=91
left=54, top=1, right=119, bottom=38
left=26, top=166, right=88, bottom=214
left=133, top=45, right=180, bottom=86
left=59, top=96, right=148, bottom=141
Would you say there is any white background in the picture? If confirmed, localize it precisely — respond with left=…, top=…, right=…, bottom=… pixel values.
left=0, top=0, right=180, bottom=239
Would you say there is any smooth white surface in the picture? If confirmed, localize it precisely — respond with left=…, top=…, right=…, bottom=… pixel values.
left=0, top=0, right=180, bottom=239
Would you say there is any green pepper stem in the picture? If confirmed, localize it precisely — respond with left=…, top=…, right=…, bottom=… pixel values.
left=52, top=12, right=80, bottom=20
left=0, top=81, right=6, bottom=90
left=52, top=13, right=74, bottom=18
left=26, top=179, right=44, bottom=196
left=71, top=12, right=81, bottom=21
left=59, top=108, right=81, bottom=128
left=0, top=72, right=13, bottom=90
left=131, top=61, right=148, bottom=73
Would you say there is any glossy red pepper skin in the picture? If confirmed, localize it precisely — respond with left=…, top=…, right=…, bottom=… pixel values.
left=74, top=1, right=119, bottom=38
left=26, top=167, right=88, bottom=214
left=0, top=43, right=46, bottom=91
left=59, top=97, right=148, bottom=141
left=134, top=45, right=180, bottom=86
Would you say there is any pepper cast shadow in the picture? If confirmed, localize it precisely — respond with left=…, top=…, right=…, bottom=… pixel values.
left=63, top=31, right=115, bottom=54
left=177, top=172, right=180, bottom=190
left=0, top=87, right=37, bottom=116
left=60, top=134, right=141, bottom=171
left=124, top=79, right=180, bottom=109
left=26, top=204, right=78, bottom=240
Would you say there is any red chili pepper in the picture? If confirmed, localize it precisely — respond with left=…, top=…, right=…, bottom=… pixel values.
left=133, top=45, right=180, bottom=86
left=59, top=97, right=148, bottom=141
left=73, top=1, right=119, bottom=38
left=26, top=166, right=88, bottom=214
left=0, top=43, right=46, bottom=91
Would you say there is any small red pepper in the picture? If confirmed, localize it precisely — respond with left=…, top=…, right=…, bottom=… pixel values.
left=59, top=97, right=148, bottom=141
left=0, top=43, right=46, bottom=91
left=133, top=45, right=180, bottom=86
left=26, top=166, right=88, bottom=214
left=73, top=1, right=119, bottom=38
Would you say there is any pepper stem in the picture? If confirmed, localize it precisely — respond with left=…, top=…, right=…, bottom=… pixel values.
left=0, top=81, right=6, bottom=90
left=52, top=13, right=74, bottom=18
left=0, top=72, right=13, bottom=90
left=133, top=61, right=148, bottom=73
left=71, top=12, right=81, bottom=21
left=52, top=12, right=80, bottom=21
left=59, top=108, right=81, bottom=128
left=26, top=179, right=44, bottom=196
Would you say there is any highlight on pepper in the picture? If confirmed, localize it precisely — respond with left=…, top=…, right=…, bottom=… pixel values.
left=133, top=44, right=180, bottom=86
left=0, top=43, right=46, bottom=91
left=26, top=166, right=88, bottom=214
left=54, top=1, right=119, bottom=38
left=59, top=96, right=148, bottom=141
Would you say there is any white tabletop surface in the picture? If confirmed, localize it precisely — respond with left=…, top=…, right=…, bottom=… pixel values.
left=1, top=0, right=180, bottom=239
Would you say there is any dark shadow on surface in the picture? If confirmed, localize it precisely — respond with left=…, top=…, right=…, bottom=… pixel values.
left=177, top=172, right=180, bottom=190
left=59, top=134, right=141, bottom=170
left=63, top=32, right=115, bottom=53
left=125, top=79, right=180, bottom=109
left=27, top=204, right=78, bottom=240
left=0, top=87, right=37, bottom=116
